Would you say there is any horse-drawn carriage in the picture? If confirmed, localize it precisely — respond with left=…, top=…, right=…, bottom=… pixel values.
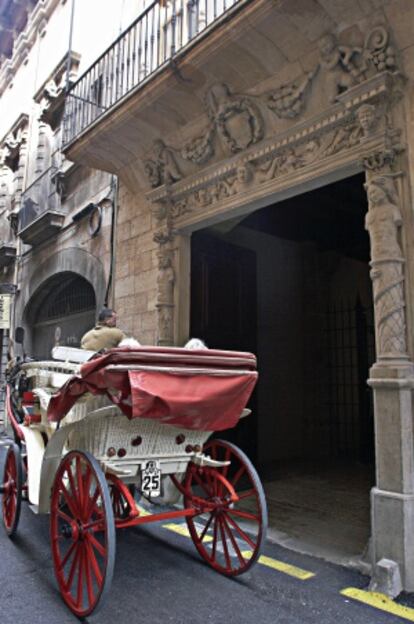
left=1, top=345, right=267, bottom=617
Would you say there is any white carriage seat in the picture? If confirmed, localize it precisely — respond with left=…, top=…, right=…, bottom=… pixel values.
left=52, top=345, right=95, bottom=363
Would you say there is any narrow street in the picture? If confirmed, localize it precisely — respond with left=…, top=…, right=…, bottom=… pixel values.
left=1, top=497, right=414, bottom=624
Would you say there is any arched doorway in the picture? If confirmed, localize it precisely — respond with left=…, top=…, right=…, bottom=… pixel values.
left=26, top=272, right=96, bottom=359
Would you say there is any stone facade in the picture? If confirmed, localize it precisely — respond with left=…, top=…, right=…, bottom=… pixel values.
left=0, top=0, right=148, bottom=358
left=62, top=0, right=414, bottom=592
left=2, top=0, right=414, bottom=595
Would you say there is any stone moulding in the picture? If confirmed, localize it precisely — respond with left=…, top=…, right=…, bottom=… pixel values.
left=146, top=72, right=402, bottom=223
left=144, top=25, right=402, bottom=192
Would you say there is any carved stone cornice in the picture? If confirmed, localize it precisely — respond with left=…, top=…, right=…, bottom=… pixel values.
left=144, top=24, right=404, bottom=192
left=35, top=52, right=81, bottom=127
left=146, top=72, right=400, bottom=223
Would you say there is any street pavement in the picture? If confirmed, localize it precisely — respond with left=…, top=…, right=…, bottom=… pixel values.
left=1, top=498, right=414, bottom=624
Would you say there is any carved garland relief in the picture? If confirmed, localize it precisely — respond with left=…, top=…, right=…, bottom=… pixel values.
left=148, top=24, right=405, bottom=347
left=144, top=25, right=400, bottom=191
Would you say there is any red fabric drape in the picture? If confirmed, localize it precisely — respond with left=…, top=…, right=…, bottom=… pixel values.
left=47, top=347, right=258, bottom=431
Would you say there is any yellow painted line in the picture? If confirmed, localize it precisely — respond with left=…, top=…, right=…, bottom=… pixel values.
left=136, top=504, right=151, bottom=517
left=162, top=523, right=212, bottom=542
left=242, top=551, right=315, bottom=580
left=341, top=588, right=414, bottom=621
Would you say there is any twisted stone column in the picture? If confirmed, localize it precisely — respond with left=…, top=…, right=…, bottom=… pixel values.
left=364, top=174, right=409, bottom=363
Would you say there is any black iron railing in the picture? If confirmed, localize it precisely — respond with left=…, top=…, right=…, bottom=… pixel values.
left=19, top=167, right=63, bottom=232
left=63, top=0, right=242, bottom=145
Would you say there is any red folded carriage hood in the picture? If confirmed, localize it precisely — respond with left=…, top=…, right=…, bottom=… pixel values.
left=47, top=346, right=258, bottom=431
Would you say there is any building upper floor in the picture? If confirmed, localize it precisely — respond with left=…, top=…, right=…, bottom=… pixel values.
left=0, top=0, right=151, bottom=251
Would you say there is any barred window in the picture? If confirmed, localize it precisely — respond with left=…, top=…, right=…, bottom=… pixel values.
left=33, top=273, right=96, bottom=323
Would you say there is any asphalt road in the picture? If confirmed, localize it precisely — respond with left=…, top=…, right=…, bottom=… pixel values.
left=1, top=498, right=414, bottom=624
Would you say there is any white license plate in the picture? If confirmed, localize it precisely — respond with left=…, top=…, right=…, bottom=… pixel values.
left=141, top=460, right=161, bottom=497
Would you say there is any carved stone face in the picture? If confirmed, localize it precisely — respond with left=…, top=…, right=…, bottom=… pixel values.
left=159, top=254, right=171, bottom=270
left=357, top=105, right=376, bottom=133
left=318, top=34, right=337, bottom=59
left=237, top=164, right=252, bottom=184
left=367, top=182, right=387, bottom=206
left=197, top=188, right=210, bottom=205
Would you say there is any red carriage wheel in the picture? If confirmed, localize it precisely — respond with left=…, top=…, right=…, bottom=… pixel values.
left=184, top=439, right=267, bottom=576
left=1, top=443, right=23, bottom=537
left=50, top=450, right=116, bottom=617
left=108, top=478, right=137, bottom=521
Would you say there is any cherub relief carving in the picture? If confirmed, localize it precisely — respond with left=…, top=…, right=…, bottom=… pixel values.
left=145, top=140, right=182, bottom=188
left=318, top=33, right=366, bottom=102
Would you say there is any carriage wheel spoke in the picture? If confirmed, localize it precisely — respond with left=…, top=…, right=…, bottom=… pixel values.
left=60, top=481, right=79, bottom=519
left=227, top=508, right=260, bottom=523
left=84, top=485, right=100, bottom=520
left=76, top=545, right=84, bottom=609
left=88, top=532, right=106, bottom=557
left=84, top=542, right=95, bottom=606
left=221, top=515, right=246, bottom=567
left=210, top=515, right=219, bottom=562
left=59, top=540, right=77, bottom=569
left=225, top=513, right=256, bottom=550
left=197, top=514, right=214, bottom=544
left=219, top=516, right=231, bottom=571
left=57, top=508, right=73, bottom=525
left=82, top=465, right=92, bottom=515
left=231, top=465, right=246, bottom=488
left=237, top=488, right=257, bottom=501
left=191, top=470, right=214, bottom=498
left=65, top=544, right=81, bottom=592
left=76, top=456, right=84, bottom=513
left=85, top=536, right=104, bottom=585
left=218, top=448, right=231, bottom=496
left=66, top=467, right=80, bottom=515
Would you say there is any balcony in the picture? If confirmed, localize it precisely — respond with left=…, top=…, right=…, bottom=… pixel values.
left=0, top=242, right=16, bottom=267
left=64, top=0, right=242, bottom=148
left=18, top=166, right=65, bottom=246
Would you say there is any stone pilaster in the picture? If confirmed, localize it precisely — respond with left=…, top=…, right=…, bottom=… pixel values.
left=363, top=151, right=414, bottom=592
left=153, top=199, right=176, bottom=346
left=11, top=125, right=29, bottom=216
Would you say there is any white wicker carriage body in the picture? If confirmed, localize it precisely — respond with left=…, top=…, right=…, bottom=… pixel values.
left=18, top=359, right=215, bottom=510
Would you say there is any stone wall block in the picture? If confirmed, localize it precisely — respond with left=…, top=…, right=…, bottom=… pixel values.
left=134, top=269, right=157, bottom=294
left=141, top=310, right=157, bottom=331
left=115, top=275, right=135, bottom=299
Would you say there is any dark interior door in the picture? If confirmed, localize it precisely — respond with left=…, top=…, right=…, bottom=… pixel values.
left=191, top=230, right=257, bottom=459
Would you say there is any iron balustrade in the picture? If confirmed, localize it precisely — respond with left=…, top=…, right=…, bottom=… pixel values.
left=63, top=0, right=241, bottom=145
left=19, top=166, right=63, bottom=232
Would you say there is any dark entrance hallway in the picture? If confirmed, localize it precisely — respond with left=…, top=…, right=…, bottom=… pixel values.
left=190, top=173, right=375, bottom=563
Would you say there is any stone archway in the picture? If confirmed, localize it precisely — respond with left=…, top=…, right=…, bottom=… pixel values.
left=25, top=272, right=96, bottom=359
left=16, top=248, right=106, bottom=355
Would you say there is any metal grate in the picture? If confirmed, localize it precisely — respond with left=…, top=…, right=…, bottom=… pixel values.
left=35, top=276, right=96, bottom=323
left=324, top=299, right=375, bottom=460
